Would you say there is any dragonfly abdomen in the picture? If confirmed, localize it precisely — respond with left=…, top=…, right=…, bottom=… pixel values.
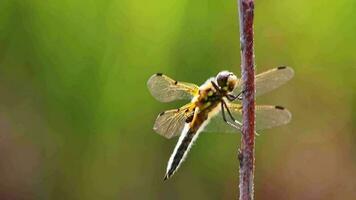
left=164, top=104, right=220, bottom=180
left=164, top=128, right=195, bottom=180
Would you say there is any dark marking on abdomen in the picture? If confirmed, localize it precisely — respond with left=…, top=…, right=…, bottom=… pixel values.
left=165, top=102, right=220, bottom=180
left=166, top=130, right=195, bottom=178
left=165, top=112, right=208, bottom=180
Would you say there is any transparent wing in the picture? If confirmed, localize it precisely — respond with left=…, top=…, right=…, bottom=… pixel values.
left=205, top=110, right=242, bottom=133
left=147, top=73, right=199, bottom=102
left=233, top=66, right=294, bottom=97
left=153, top=104, right=195, bottom=139
left=204, top=103, right=292, bottom=133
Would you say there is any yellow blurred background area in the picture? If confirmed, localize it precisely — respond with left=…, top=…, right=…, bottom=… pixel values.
left=0, top=0, right=355, bottom=199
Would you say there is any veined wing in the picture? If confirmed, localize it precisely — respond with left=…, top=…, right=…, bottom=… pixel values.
left=153, top=103, right=195, bottom=139
left=233, top=66, right=294, bottom=97
left=204, top=103, right=292, bottom=133
left=147, top=73, right=199, bottom=102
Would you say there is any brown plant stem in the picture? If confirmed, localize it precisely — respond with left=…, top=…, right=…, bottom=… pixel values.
left=237, top=0, right=255, bottom=200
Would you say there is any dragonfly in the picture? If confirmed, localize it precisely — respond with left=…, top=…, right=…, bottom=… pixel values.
left=147, top=66, right=294, bottom=180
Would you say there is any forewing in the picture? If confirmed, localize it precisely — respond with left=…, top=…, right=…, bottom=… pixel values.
left=233, top=66, right=294, bottom=97
left=204, top=103, right=291, bottom=133
left=153, top=105, right=194, bottom=139
left=147, top=73, right=199, bottom=102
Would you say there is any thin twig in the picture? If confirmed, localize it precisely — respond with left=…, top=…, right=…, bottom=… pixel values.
left=237, top=0, right=255, bottom=200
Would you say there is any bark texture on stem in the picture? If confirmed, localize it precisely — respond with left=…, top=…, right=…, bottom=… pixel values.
left=238, top=0, right=255, bottom=200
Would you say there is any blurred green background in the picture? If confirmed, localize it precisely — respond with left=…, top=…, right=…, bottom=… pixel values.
left=0, top=0, right=355, bottom=199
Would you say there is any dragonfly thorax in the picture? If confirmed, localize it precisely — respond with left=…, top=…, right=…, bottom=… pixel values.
left=216, top=71, right=238, bottom=92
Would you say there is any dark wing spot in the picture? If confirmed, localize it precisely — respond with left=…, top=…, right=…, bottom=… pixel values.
left=156, top=73, right=163, bottom=76
left=275, top=105, right=285, bottom=110
left=174, top=81, right=178, bottom=85
left=159, top=111, right=165, bottom=116
left=277, top=66, right=287, bottom=70
left=185, top=115, right=193, bottom=123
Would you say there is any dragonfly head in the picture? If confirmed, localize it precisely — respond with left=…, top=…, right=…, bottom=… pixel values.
left=216, top=71, right=238, bottom=92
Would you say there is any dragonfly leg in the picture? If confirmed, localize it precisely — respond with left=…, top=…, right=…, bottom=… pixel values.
left=222, top=100, right=243, bottom=128
left=234, top=89, right=246, bottom=101
left=226, top=89, right=246, bottom=101
left=211, top=81, right=222, bottom=93
left=226, top=94, right=238, bottom=101
left=223, top=101, right=259, bottom=136
left=222, top=100, right=236, bottom=121
left=221, top=101, right=241, bottom=131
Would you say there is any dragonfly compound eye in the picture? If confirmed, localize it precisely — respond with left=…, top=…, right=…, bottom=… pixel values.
left=216, top=71, right=230, bottom=88
left=217, top=71, right=237, bottom=92
left=227, top=73, right=238, bottom=92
